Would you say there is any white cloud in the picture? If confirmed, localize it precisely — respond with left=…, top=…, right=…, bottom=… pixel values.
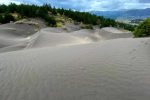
left=0, top=0, right=21, bottom=5
left=0, top=0, right=150, bottom=11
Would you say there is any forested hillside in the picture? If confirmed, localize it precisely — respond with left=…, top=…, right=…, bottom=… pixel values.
left=0, top=3, right=135, bottom=31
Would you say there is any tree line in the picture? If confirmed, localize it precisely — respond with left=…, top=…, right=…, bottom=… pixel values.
left=55, top=8, right=136, bottom=31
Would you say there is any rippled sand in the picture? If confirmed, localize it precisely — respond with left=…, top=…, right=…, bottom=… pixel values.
left=0, top=23, right=149, bottom=100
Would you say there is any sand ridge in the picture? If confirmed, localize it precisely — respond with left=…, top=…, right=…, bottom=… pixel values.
left=0, top=23, right=133, bottom=53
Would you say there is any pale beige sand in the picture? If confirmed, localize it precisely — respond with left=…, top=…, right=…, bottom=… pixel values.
left=102, top=27, right=129, bottom=33
left=0, top=23, right=133, bottom=52
left=0, top=23, right=149, bottom=100
left=0, top=38, right=150, bottom=100
left=71, top=29, right=102, bottom=42
left=98, top=27, right=133, bottom=39
left=32, top=27, right=133, bottom=48
left=31, top=28, right=89, bottom=48
left=71, top=27, right=133, bottom=42
left=0, top=23, right=39, bottom=53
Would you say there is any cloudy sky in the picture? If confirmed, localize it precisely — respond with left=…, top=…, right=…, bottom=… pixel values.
left=0, top=0, right=150, bottom=11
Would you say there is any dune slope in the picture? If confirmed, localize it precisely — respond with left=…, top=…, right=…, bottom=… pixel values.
left=0, top=23, right=38, bottom=52
left=0, top=23, right=133, bottom=53
left=99, top=27, right=133, bottom=39
left=31, top=28, right=89, bottom=48
left=0, top=38, right=150, bottom=100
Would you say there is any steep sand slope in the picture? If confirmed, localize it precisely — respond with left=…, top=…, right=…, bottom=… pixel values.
left=71, top=29, right=102, bottom=42
left=71, top=27, right=133, bottom=42
left=31, top=28, right=89, bottom=48
left=98, top=27, right=133, bottom=39
left=0, top=38, right=150, bottom=100
left=0, top=23, right=38, bottom=52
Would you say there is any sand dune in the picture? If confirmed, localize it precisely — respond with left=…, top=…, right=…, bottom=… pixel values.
left=0, top=23, right=38, bottom=52
left=0, top=24, right=91, bottom=52
left=0, top=23, right=133, bottom=52
left=71, top=27, right=132, bottom=42
left=71, top=29, right=102, bottom=42
left=31, top=28, right=89, bottom=48
left=0, top=38, right=150, bottom=100
left=0, top=22, right=149, bottom=100
left=98, top=27, right=133, bottom=39
left=32, top=27, right=133, bottom=48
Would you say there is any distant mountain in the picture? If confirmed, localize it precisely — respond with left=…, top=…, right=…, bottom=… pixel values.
left=91, top=8, right=150, bottom=20
left=91, top=11, right=122, bottom=19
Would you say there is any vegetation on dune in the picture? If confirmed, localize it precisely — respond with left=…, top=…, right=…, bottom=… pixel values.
left=116, top=22, right=136, bottom=32
left=44, top=15, right=56, bottom=26
left=134, top=18, right=150, bottom=37
left=56, top=8, right=135, bottom=31
left=0, top=3, right=56, bottom=26
left=0, top=13, right=15, bottom=24
left=0, top=3, right=136, bottom=30
left=81, top=24, right=93, bottom=29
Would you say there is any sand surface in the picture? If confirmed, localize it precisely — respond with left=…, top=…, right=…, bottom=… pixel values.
left=0, top=24, right=133, bottom=51
left=98, top=27, right=133, bottom=40
left=0, top=23, right=38, bottom=52
left=0, top=38, right=150, bottom=100
left=0, top=23, right=150, bottom=100
left=31, top=28, right=89, bottom=48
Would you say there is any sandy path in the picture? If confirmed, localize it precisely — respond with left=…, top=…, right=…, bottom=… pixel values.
left=0, top=38, right=150, bottom=100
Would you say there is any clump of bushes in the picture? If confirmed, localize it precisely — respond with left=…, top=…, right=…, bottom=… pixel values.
left=44, top=15, right=56, bottom=27
left=134, top=18, right=150, bottom=37
left=116, top=22, right=136, bottom=31
left=0, top=13, right=15, bottom=24
left=56, top=22, right=62, bottom=27
left=81, top=24, right=93, bottom=29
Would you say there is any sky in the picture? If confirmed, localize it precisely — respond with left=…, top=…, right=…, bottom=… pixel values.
left=0, top=0, right=150, bottom=11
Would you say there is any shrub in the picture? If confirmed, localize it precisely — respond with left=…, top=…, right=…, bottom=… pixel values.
left=44, top=15, right=56, bottom=27
left=81, top=24, right=93, bottom=29
left=0, top=13, right=15, bottom=24
left=134, top=18, right=150, bottom=37
left=56, top=22, right=62, bottom=27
